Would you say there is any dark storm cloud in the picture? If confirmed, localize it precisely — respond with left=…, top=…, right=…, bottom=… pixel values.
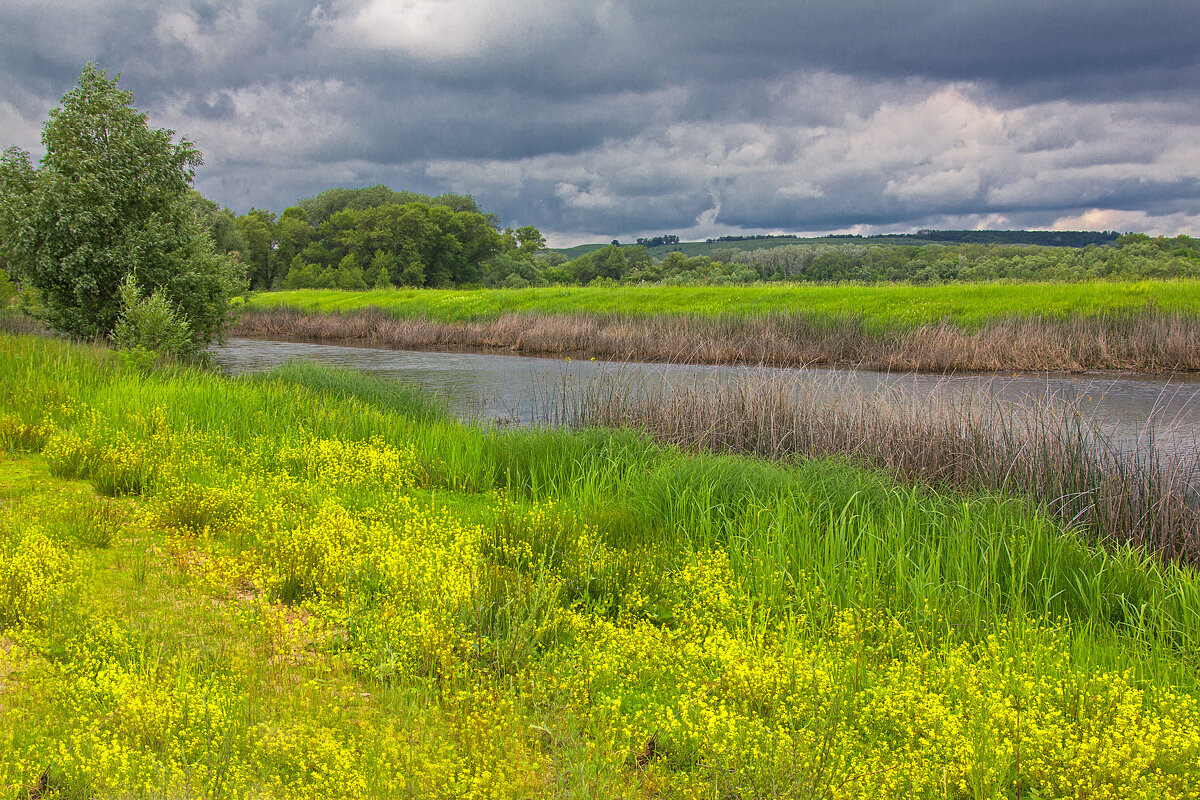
left=0, top=0, right=1197, bottom=241
left=650, top=4, right=1178, bottom=81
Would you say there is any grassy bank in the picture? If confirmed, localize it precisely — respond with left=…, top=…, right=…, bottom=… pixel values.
left=545, top=370, right=1200, bottom=564
left=3, top=334, right=1200, bottom=797
left=245, top=281, right=1200, bottom=325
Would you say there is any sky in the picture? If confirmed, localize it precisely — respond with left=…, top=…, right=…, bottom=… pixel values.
left=1, top=1, right=1199, bottom=247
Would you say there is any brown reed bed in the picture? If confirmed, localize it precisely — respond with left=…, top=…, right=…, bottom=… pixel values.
left=538, top=369, right=1200, bottom=565
left=0, top=310, right=51, bottom=337
left=232, top=305, right=1200, bottom=374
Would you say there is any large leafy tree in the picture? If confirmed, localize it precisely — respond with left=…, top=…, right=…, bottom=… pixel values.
left=0, top=64, right=244, bottom=346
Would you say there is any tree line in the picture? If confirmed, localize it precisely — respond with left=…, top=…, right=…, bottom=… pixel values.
left=198, top=187, right=545, bottom=291
left=522, top=236, right=1200, bottom=288
left=704, top=231, right=1122, bottom=247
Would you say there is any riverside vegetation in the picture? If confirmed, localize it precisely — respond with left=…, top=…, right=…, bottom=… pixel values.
left=236, top=280, right=1200, bottom=372
left=3, top=333, right=1200, bottom=798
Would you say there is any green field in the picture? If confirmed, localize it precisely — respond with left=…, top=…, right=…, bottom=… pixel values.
left=245, top=279, right=1200, bottom=326
left=2, top=334, right=1199, bottom=797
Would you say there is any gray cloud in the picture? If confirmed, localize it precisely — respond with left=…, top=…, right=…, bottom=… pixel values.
left=0, top=0, right=1197, bottom=242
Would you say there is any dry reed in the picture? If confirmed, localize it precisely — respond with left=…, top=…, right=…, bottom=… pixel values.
left=233, top=306, right=1200, bottom=373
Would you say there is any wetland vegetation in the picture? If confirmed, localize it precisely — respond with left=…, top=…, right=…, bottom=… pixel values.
left=3, top=333, right=1200, bottom=798
left=236, top=281, right=1200, bottom=373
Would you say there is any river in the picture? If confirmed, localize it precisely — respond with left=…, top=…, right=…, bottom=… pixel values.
left=212, top=337, right=1200, bottom=462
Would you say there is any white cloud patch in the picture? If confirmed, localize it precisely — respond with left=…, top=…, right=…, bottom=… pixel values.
left=554, top=180, right=619, bottom=211
left=155, top=81, right=362, bottom=194
left=1050, top=208, right=1200, bottom=237
left=327, top=0, right=607, bottom=61
left=0, top=98, right=43, bottom=153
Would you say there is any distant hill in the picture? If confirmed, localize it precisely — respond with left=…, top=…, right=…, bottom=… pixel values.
left=879, top=230, right=1121, bottom=247
left=554, top=230, right=1121, bottom=258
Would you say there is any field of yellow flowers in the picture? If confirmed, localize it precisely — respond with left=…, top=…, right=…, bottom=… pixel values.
left=2, top=333, right=1200, bottom=798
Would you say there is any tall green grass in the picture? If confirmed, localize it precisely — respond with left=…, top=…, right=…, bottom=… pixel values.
left=236, top=288, right=1200, bottom=372
left=4, top=332, right=1200, bottom=686
left=245, top=280, right=1200, bottom=325
left=544, top=370, right=1200, bottom=564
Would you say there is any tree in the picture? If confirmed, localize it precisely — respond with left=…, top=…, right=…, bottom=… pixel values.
left=235, top=208, right=280, bottom=289
left=0, top=64, right=244, bottom=346
left=189, top=191, right=248, bottom=258
left=511, top=225, right=547, bottom=259
left=274, top=206, right=313, bottom=271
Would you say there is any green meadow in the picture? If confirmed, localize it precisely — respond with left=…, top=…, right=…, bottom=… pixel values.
left=243, top=280, right=1200, bottom=327
left=2, top=333, right=1200, bottom=798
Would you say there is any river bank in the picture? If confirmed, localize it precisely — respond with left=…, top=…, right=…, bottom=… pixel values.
left=234, top=303, right=1200, bottom=373
left=3, top=332, right=1200, bottom=796
left=215, top=336, right=1200, bottom=564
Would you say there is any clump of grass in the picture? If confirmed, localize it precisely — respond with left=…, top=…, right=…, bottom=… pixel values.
left=257, top=360, right=449, bottom=423
left=544, top=369, right=1200, bottom=564
left=58, top=495, right=128, bottom=548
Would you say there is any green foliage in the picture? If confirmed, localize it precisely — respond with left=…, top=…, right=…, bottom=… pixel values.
left=294, top=184, right=494, bottom=227
left=568, top=244, right=651, bottom=284
left=188, top=191, right=247, bottom=258
left=110, top=273, right=195, bottom=359
left=0, top=64, right=244, bottom=344
left=724, top=237, right=1200, bottom=284
left=334, top=254, right=367, bottom=290
left=368, top=249, right=395, bottom=288
left=272, top=200, right=507, bottom=289
left=234, top=208, right=280, bottom=289
left=544, top=237, right=1200, bottom=288
left=0, top=267, right=15, bottom=305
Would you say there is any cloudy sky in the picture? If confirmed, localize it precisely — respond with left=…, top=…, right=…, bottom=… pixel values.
left=1, top=0, right=1198, bottom=245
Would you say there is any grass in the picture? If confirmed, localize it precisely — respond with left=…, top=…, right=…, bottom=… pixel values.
left=2, top=333, right=1200, bottom=797
left=244, top=281, right=1200, bottom=326
left=542, top=369, right=1200, bottom=564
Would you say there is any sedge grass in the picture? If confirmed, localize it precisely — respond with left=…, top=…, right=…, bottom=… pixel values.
left=542, top=368, right=1200, bottom=565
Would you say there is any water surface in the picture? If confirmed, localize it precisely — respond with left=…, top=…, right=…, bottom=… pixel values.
left=213, top=337, right=1200, bottom=461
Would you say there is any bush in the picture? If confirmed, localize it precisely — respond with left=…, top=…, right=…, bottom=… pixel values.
left=111, top=274, right=196, bottom=359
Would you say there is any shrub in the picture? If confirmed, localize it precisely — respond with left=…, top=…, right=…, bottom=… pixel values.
left=111, top=274, right=196, bottom=359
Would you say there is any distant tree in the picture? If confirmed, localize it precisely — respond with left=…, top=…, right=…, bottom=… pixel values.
left=0, top=64, right=243, bottom=347
left=189, top=191, right=248, bottom=258
left=367, top=249, right=397, bottom=288
left=567, top=244, right=650, bottom=284
left=511, top=225, right=547, bottom=259
left=235, top=208, right=279, bottom=288
left=334, top=253, right=367, bottom=289
left=274, top=206, right=313, bottom=269
left=296, top=185, right=498, bottom=228
left=282, top=255, right=318, bottom=289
